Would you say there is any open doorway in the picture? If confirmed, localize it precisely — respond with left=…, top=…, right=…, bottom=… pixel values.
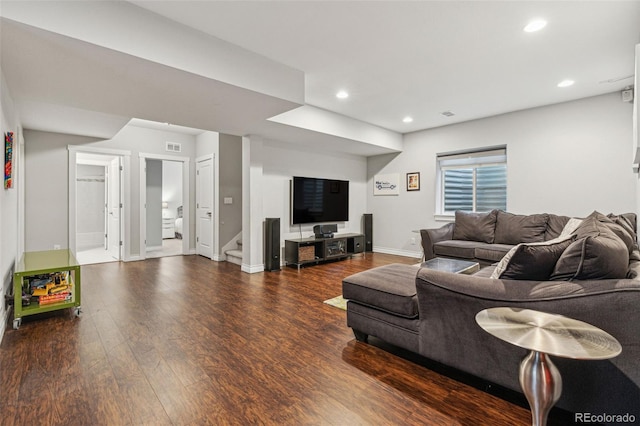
left=75, top=153, right=123, bottom=265
left=140, top=153, right=190, bottom=260
left=145, top=159, right=183, bottom=258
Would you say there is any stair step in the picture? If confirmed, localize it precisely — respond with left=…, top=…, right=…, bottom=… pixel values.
left=225, top=249, right=242, bottom=266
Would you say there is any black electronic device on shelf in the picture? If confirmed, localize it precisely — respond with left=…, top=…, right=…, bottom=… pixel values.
left=313, top=224, right=337, bottom=239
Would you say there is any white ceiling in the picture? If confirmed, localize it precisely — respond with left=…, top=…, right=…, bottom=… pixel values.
left=1, top=1, right=639, bottom=155
left=132, top=1, right=640, bottom=133
left=0, top=16, right=300, bottom=139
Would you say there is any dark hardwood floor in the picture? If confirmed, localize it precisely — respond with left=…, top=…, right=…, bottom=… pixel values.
left=1, top=253, right=556, bottom=425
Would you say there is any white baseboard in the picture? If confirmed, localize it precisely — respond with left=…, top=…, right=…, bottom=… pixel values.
left=241, top=263, right=264, bottom=274
left=373, top=246, right=423, bottom=259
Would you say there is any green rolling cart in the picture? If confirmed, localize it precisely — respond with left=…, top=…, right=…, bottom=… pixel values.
left=13, top=249, right=81, bottom=329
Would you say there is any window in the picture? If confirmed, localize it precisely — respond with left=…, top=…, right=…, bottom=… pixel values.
left=437, top=148, right=507, bottom=215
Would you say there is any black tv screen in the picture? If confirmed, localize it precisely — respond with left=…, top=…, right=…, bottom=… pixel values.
left=291, top=176, right=349, bottom=224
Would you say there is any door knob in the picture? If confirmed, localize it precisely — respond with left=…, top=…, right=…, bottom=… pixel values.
left=207, top=212, right=212, bottom=217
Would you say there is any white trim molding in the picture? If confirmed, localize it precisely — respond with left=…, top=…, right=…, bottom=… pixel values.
left=68, top=146, right=131, bottom=261
left=373, top=246, right=423, bottom=259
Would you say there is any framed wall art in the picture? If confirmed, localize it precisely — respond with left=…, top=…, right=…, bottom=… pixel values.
left=5, top=131, right=13, bottom=189
left=373, top=173, right=399, bottom=196
left=406, top=172, right=420, bottom=191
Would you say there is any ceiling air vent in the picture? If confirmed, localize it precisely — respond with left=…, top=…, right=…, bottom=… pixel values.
left=166, top=142, right=182, bottom=153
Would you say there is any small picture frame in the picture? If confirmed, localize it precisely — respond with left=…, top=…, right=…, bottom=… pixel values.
left=406, top=172, right=420, bottom=191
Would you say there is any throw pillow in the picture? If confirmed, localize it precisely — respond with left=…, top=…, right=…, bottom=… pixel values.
left=602, top=213, right=637, bottom=253
left=607, top=213, right=637, bottom=239
left=452, top=210, right=498, bottom=243
left=559, top=217, right=583, bottom=237
left=490, top=234, right=572, bottom=279
left=498, top=238, right=573, bottom=280
left=550, top=213, right=629, bottom=281
left=493, top=211, right=549, bottom=245
left=545, top=214, right=571, bottom=240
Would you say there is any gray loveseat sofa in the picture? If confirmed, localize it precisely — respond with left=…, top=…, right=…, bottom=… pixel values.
left=342, top=210, right=640, bottom=421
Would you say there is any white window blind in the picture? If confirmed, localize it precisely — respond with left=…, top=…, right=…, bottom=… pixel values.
left=438, top=148, right=507, bottom=213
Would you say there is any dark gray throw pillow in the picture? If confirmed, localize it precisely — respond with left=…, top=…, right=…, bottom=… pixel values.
left=608, top=213, right=637, bottom=238
left=452, top=210, right=498, bottom=243
left=550, top=213, right=629, bottom=280
left=494, top=211, right=549, bottom=245
left=499, top=238, right=573, bottom=280
left=603, top=213, right=637, bottom=253
left=545, top=214, right=571, bottom=240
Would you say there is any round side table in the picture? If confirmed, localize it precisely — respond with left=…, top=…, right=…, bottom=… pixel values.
left=475, top=307, right=622, bottom=426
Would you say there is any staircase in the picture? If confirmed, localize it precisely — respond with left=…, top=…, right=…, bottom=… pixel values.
left=225, top=239, right=243, bottom=266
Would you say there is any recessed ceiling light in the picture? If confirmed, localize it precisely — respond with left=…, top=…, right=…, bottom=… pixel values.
left=524, top=19, right=547, bottom=33
left=336, top=90, right=349, bottom=99
left=557, top=79, right=575, bottom=88
left=402, top=116, right=413, bottom=123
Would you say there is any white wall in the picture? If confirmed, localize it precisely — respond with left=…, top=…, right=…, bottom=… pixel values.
left=369, top=92, right=636, bottom=256
left=262, top=139, right=368, bottom=242
left=219, top=134, right=242, bottom=249
left=240, top=135, right=368, bottom=273
left=2, top=1, right=304, bottom=105
left=24, top=132, right=101, bottom=251
left=24, top=125, right=197, bottom=256
left=0, top=68, right=20, bottom=341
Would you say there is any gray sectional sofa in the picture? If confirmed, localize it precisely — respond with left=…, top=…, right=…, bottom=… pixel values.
left=342, top=210, right=640, bottom=422
left=420, top=210, right=580, bottom=266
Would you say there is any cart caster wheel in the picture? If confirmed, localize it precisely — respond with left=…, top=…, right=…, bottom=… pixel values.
left=13, top=318, right=21, bottom=330
left=74, top=307, right=82, bottom=317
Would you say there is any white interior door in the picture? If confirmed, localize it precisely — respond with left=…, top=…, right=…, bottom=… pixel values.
left=107, top=157, right=121, bottom=260
left=196, top=157, right=214, bottom=259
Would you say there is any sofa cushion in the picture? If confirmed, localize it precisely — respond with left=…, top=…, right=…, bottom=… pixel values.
left=491, top=235, right=573, bottom=279
left=497, top=238, right=573, bottom=280
left=599, top=213, right=637, bottom=253
left=494, top=211, right=548, bottom=245
left=452, top=210, right=498, bottom=243
left=434, top=240, right=481, bottom=259
left=608, top=213, right=637, bottom=236
left=550, top=213, right=629, bottom=281
left=342, top=264, right=419, bottom=318
left=474, top=244, right=514, bottom=263
left=628, top=258, right=640, bottom=279
left=545, top=214, right=571, bottom=240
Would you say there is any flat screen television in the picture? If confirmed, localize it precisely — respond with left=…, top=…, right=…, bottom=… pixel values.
left=291, top=176, right=349, bottom=224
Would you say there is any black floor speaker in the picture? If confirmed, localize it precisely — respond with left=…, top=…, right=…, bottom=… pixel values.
left=265, top=217, right=281, bottom=271
left=363, top=213, right=373, bottom=252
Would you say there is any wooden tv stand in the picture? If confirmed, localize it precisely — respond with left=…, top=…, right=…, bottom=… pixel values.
left=284, top=233, right=365, bottom=270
